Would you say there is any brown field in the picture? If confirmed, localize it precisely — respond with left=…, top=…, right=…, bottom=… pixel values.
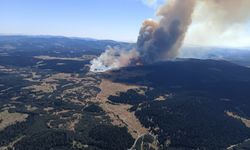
left=34, top=55, right=96, bottom=61
left=96, top=79, right=148, bottom=138
left=226, top=111, right=250, bottom=128
left=0, top=110, right=28, bottom=131
left=23, top=82, right=58, bottom=93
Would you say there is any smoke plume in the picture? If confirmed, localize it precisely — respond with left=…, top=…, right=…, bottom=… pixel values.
left=200, top=0, right=250, bottom=26
left=90, top=46, right=139, bottom=72
left=185, top=0, right=250, bottom=47
left=91, top=0, right=196, bottom=72
left=137, top=0, right=196, bottom=63
left=90, top=0, right=250, bottom=72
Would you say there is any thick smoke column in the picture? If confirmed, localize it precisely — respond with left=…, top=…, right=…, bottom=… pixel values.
left=91, top=0, right=196, bottom=72
left=90, top=0, right=250, bottom=72
left=137, top=0, right=196, bottom=63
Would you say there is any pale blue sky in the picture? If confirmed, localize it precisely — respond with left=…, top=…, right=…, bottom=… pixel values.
left=1, top=0, right=250, bottom=47
left=0, top=0, right=164, bottom=42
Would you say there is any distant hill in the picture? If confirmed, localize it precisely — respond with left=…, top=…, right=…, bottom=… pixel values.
left=1, top=35, right=250, bottom=67
left=180, top=46, right=250, bottom=67
left=0, top=35, right=132, bottom=55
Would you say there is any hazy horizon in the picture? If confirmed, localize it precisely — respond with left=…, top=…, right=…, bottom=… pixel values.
left=1, top=0, right=250, bottom=48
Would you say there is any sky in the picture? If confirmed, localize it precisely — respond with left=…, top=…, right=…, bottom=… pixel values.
left=0, top=0, right=164, bottom=42
left=1, top=0, right=250, bottom=47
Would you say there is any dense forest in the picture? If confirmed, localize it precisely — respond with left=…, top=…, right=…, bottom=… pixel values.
left=106, top=60, right=250, bottom=149
left=2, top=36, right=250, bottom=149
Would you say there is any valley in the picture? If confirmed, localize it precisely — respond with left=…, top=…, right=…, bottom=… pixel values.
left=1, top=36, right=250, bottom=150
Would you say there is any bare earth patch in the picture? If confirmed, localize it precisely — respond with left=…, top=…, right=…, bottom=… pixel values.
left=155, top=94, right=172, bottom=101
left=25, top=105, right=38, bottom=111
left=23, top=72, right=42, bottom=82
left=67, top=113, right=82, bottom=131
left=49, top=110, right=82, bottom=131
left=0, top=110, right=28, bottom=131
left=34, top=55, right=96, bottom=61
left=96, top=79, right=148, bottom=138
left=226, top=111, right=250, bottom=128
left=43, top=73, right=85, bottom=84
left=155, top=96, right=166, bottom=101
left=97, top=79, right=139, bottom=99
left=56, top=63, right=65, bottom=66
left=10, top=96, right=20, bottom=101
left=23, top=82, right=58, bottom=93
left=0, top=65, right=17, bottom=74
left=44, top=107, right=54, bottom=112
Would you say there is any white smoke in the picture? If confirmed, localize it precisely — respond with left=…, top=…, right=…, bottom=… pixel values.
left=91, top=0, right=195, bottom=72
left=90, top=0, right=250, bottom=72
left=90, top=46, right=139, bottom=72
left=184, top=0, right=250, bottom=48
